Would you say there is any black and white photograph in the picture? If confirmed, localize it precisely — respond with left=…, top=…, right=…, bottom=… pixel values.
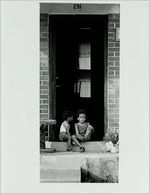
left=1, top=0, right=149, bottom=193
left=40, top=3, right=120, bottom=183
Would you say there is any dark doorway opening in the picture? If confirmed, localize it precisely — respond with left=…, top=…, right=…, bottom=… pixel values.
left=50, top=15, right=107, bottom=141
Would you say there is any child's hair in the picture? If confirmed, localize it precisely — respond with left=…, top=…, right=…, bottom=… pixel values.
left=62, top=110, right=73, bottom=120
left=77, top=109, right=87, bottom=117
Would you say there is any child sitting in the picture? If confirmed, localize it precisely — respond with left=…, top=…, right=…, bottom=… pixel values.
left=59, top=110, right=85, bottom=152
left=59, top=111, right=73, bottom=151
left=70, top=122, right=85, bottom=152
left=75, top=109, right=94, bottom=142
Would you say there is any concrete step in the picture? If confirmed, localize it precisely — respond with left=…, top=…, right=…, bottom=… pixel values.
left=40, top=168, right=80, bottom=183
left=40, top=154, right=82, bottom=182
left=40, top=153, right=82, bottom=169
left=44, top=141, right=107, bottom=152
left=40, top=152, right=119, bottom=183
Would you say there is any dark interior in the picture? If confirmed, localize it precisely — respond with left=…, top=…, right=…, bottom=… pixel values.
left=50, top=15, right=107, bottom=140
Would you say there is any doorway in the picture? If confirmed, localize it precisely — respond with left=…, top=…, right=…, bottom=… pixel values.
left=49, top=15, right=107, bottom=141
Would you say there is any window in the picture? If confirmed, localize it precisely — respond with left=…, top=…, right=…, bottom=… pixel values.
left=74, top=35, right=91, bottom=98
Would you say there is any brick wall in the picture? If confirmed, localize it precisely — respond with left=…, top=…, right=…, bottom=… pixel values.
left=40, top=14, right=49, bottom=122
left=106, top=14, right=120, bottom=135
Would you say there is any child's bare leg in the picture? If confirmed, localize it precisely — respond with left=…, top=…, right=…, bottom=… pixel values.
left=67, top=135, right=71, bottom=147
left=66, top=136, right=72, bottom=151
left=84, top=128, right=92, bottom=141
left=71, top=135, right=82, bottom=147
left=76, top=134, right=84, bottom=141
left=72, top=135, right=85, bottom=152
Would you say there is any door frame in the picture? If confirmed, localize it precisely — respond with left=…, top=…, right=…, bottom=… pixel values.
left=48, top=14, right=108, bottom=139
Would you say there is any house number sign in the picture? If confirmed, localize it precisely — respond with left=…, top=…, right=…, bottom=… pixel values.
left=73, top=4, right=82, bottom=9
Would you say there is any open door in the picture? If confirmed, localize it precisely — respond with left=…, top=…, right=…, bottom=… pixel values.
left=49, top=15, right=107, bottom=141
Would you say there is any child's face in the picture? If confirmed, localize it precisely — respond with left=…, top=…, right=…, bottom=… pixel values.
left=68, top=116, right=73, bottom=122
left=78, top=113, right=86, bottom=124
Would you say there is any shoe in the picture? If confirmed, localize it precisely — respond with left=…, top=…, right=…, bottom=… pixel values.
left=67, top=146, right=72, bottom=152
left=80, top=146, right=85, bottom=152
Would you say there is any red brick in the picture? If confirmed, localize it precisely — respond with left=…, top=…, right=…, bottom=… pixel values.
left=42, top=71, right=49, bottom=75
left=109, top=18, right=119, bottom=23
left=108, top=57, right=119, bottom=61
left=115, top=99, right=119, bottom=103
left=43, top=100, right=48, bottom=104
left=109, top=71, right=114, bottom=75
left=115, top=62, right=120, bottom=66
left=40, top=14, right=48, bottom=19
left=40, top=62, right=48, bottom=67
left=41, top=49, right=49, bottom=55
left=40, top=57, right=49, bottom=62
left=41, top=109, right=48, bottom=113
left=108, top=14, right=115, bottom=19
left=40, top=114, right=48, bottom=119
left=108, top=29, right=115, bottom=33
left=109, top=104, right=119, bottom=108
left=109, top=119, right=115, bottom=122
left=40, top=104, right=48, bottom=109
left=109, top=123, right=119, bottom=127
left=109, top=114, right=119, bottom=118
left=114, top=119, right=119, bottom=122
left=115, top=70, right=120, bottom=76
left=40, top=37, right=49, bottom=42
left=40, top=41, right=48, bottom=48
left=108, top=92, right=119, bottom=98
left=40, top=95, right=48, bottom=99
left=115, top=14, right=120, bottom=19
left=109, top=48, right=119, bottom=52
left=108, top=37, right=115, bottom=42
left=108, top=43, right=115, bottom=47
left=115, top=52, right=119, bottom=56
left=42, top=89, right=49, bottom=94
left=108, top=23, right=115, bottom=28
left=108, top=52, right=114, bottom=56
left=108, top=99, right=115, bottom=103
left=40, top=75, right=49, bottom=80
left=43, top=81, right=49, bottom=85
left=40, top=66, right=49, bottom=71
left=116, top=23, right=120, bottom=28
left=108, top=62, right=114, bottom=66
left=108, top=109, right=115, bottom=113
left=109, top=75, right=119, bottom=79
left=109, top=66, right=119, bottom=71
left=40, top=85, right=49, bottom=89
left=115, top=42, right=120, bottom=47
left=40, top=20, right=48, bottom=25
left=108, top=32, right=115, bottom=37
left=40, top=26, right=49, bottom=32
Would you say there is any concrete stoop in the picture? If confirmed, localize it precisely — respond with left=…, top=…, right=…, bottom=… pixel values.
left=40, top=152, right=119, bottom=183
left=44, top=141, right=107, bottom=152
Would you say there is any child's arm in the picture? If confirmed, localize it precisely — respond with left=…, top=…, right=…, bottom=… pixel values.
left=63, top=122, right=70, bottom=136
left=87, top=123, right=94, bottom=132
left=66, top=126, right=70, bottom=136
left=75, top=124, right=84, bottom=140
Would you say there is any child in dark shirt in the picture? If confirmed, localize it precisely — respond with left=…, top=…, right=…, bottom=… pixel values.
left=75, top=109, right=94, bottom=142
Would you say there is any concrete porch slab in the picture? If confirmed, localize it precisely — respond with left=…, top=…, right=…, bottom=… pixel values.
left=43, top=141, right=107, bottom=152
left=40, top=152, right=119, bottom=183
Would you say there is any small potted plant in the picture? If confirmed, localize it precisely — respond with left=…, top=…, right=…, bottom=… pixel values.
left=40, top=121, right=56, bottom=153
left=103, top=130, right=119, bottom=153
